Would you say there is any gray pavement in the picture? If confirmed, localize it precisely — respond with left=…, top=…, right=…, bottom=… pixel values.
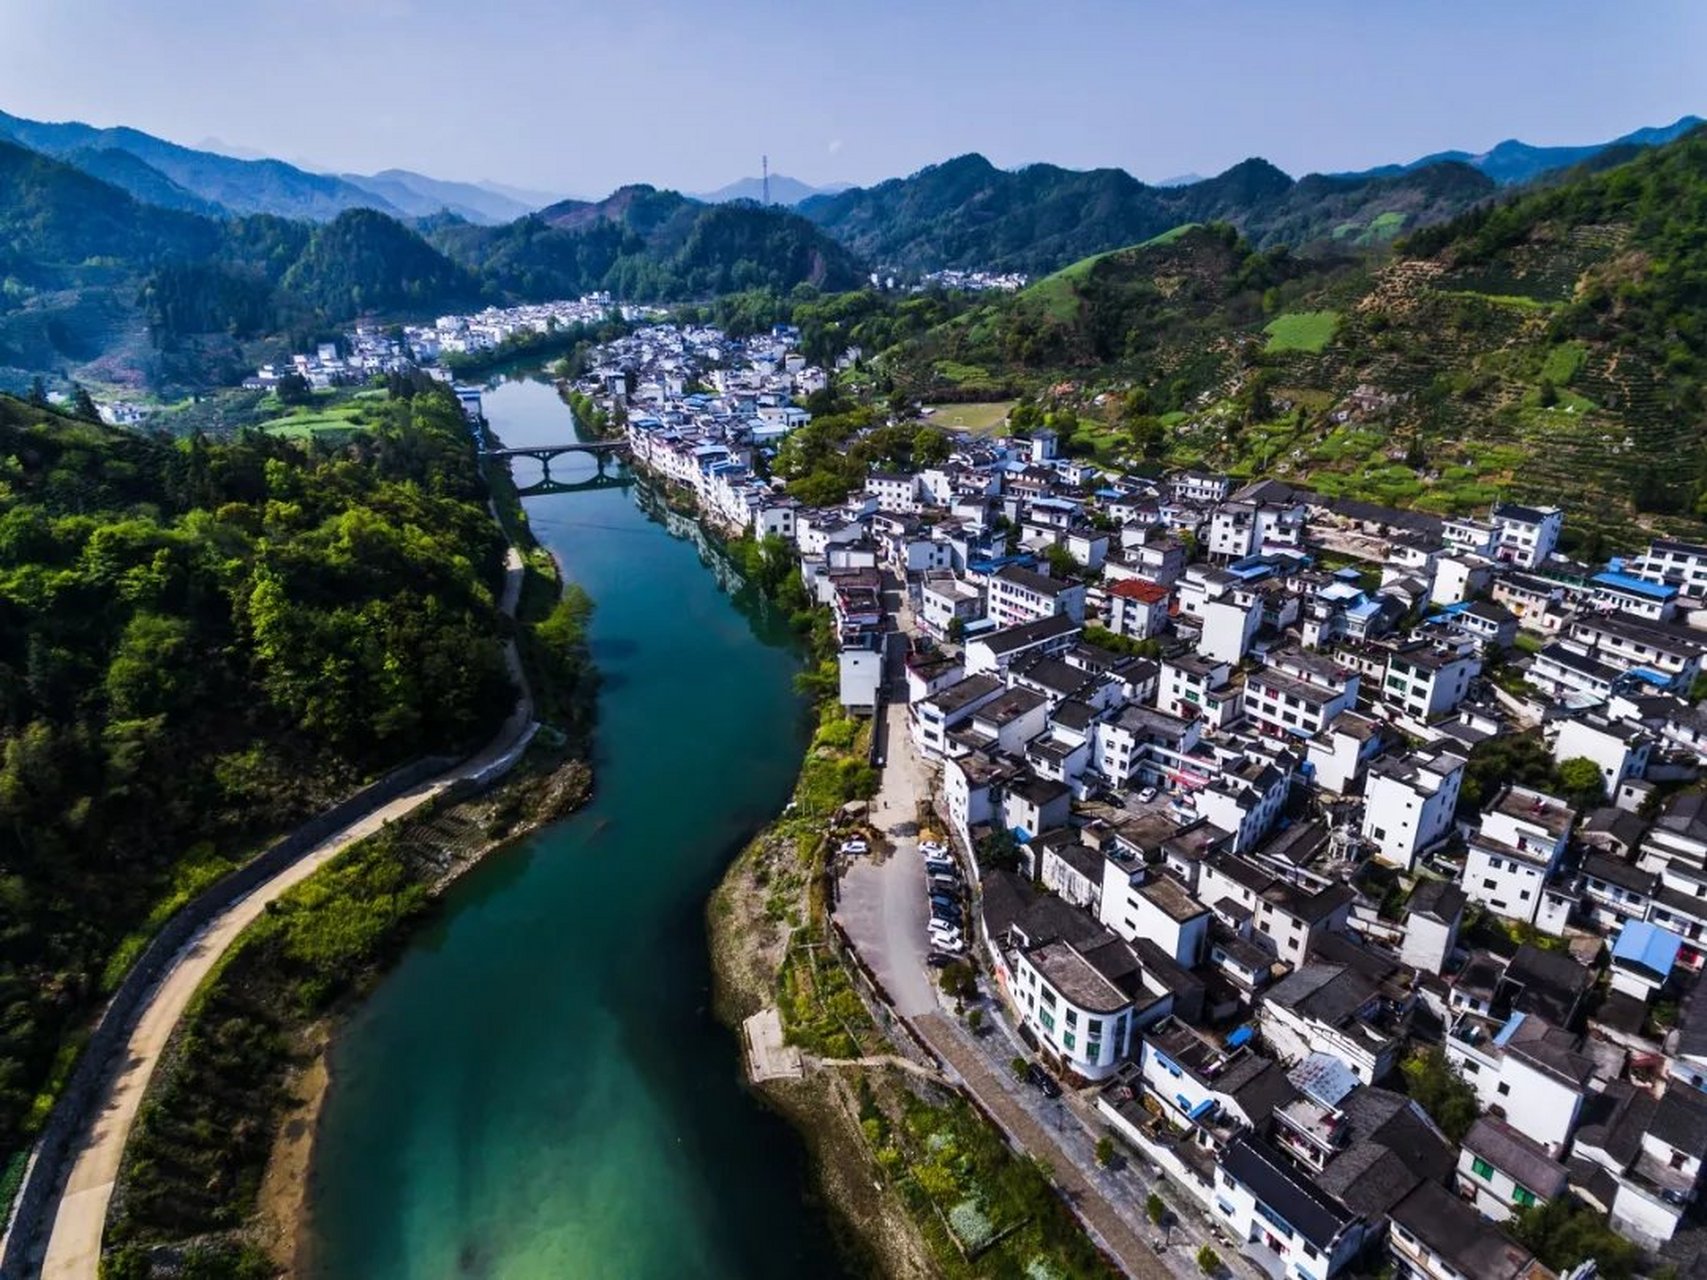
left=836, top=700, right=939, bottom=1017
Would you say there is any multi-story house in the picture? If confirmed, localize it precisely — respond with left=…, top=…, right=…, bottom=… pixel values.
left=986, top=563, right=1087, bottom=629
left=1631, top=537, right=1707, bottom=599
left=1456, top=1115, right=1570, bottom=1222
left=1388, top=1180, right=1548, bottom=1280
left=1361, top=743, right=1466, bottom=871
left=1258, top=963, right=1400, bottom=1083
left=1490, top=501, right=1563, bottom=569
left=1589, top=569, right=1679, bottom=623
left=1378, top=637, right=1480, bottom=722
left=1461, top=785, right=1576, bottom=929
left=1245, top=649, right=1358, bottom=741
left=1445, top=1008, right=1595, bottom=1155
left=1104, top=577, right=1171, bottom=640
left=963, top=614, right=1081, bottom=675
left=1550, top=712, right=1653, bottom=799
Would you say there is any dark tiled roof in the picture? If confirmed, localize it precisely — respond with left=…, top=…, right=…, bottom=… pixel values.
left=1390, top=1180, right=1538, bottom=1280
left=1220, top=1132, right=1351, bottom=1249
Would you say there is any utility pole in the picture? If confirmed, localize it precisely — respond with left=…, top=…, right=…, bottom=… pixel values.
left=762, top=154, right=770, bottom=206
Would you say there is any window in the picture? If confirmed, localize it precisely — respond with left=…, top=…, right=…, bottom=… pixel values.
left=1041, top=1011, right=1056, bottom=1032
left=1512, top=1185, right=1537, bottom=1208
left=1065, top=1009, right=1078, bottom=1028
left=1041, top=989, right=1057, bottom=1009
left=1087, top=1018, right=1102, bottom=1036
left=1497, top=1082, right=1511, bottom=1097
left=1671, top=1150, right=1688, bottom=1170
left=1471, top=1157, right=1495, bottom=1181
left=1063, top=1031, right=1076, bottom=1051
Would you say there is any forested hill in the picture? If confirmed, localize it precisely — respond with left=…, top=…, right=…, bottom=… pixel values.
left=884, top=128, right=1707, bottom=539
left=427, top=184, right=866, bottom=300
left=0, top=383, right=513, bottom=1176
left=0, top=141, right=861, bottom=394
left=797, top=151, right=1497, bottom=273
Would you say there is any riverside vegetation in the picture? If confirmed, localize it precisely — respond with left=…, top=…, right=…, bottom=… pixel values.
left=95, top=392, right=599, bottom=1279
left=701, top=547, right=1117, bottom=1279
left=0, top=381, right=553, bottom=1232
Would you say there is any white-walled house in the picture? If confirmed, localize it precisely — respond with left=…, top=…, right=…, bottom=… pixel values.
left=1445, top=1009, right=1593, bottom=1156
left=1490, top=502, right=1563, bottom=569
left=987, top=563, right=1086, bottom=628
left=1460, top=785, right=1576, bottom=928
left=1455, top=1116, right=1569, bottom=1222
left=1551, top=712, right=1653, bottom=798
left=1360, top=745, right=1466, bottom=871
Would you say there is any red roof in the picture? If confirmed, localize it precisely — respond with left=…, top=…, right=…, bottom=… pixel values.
left=1109, top=578, right=1170, bottom=604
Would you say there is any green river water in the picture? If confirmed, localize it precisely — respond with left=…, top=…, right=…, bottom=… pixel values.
left=306, top=374, right=855, bottom=1278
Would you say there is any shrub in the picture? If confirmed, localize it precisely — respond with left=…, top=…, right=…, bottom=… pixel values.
left=1197, top=1244, right=1222, bottom=1274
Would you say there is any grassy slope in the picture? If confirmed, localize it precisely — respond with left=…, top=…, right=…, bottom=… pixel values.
left=885, top=132, right=1707, bottom=542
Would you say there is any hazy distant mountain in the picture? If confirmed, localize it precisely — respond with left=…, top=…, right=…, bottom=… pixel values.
left=474, top=179, right=575, bottom=209
left=1154, top=173, right=1205, bottom=188
left=1335, top=114, right=1703, bottom=186
left=696, top=173, right=851, bottom=206
left=341, top=169, right=548, bottom=225
left=0, top=109, right=405, bottom=220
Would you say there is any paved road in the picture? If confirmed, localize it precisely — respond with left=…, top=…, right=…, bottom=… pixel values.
left=916, top=1012, right=1174, bottom=1280
left=36, top=550, right=537, bottom=1280
left=836, top=701, right=938, bottom=1017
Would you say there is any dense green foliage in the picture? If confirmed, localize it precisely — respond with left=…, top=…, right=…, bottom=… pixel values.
left=0, top=383, right=512, bottom=1168
left=429, top=186, right=865, bottom=302
left=1399, top=1046, right=1479, bottom=1142
left=798, top=151, right=1494, bottom=274
left=1509, top=1196, right=1643, bottom=1279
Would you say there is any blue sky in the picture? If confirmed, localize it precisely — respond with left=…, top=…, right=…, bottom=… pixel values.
left=0, top=0, right=1700, bottom=198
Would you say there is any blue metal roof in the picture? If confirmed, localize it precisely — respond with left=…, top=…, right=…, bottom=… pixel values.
left=1612, top=919, right=1684, bottom=977
left=1226, top=1024, right=1254, bottom=1048
left=1592, top=571, right=1676, bottom=601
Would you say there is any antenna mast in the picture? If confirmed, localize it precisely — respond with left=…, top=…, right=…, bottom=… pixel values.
left=762, top=154, right=770, bottom=205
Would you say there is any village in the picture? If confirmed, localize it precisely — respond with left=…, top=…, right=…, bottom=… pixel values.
left=241, top=294, right=636, bottom=392
left=566, top=317, right=1707, bottom=1280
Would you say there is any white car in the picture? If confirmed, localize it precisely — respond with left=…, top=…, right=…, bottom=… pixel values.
left=919, top=840, right=948, bottom=857
left=929, top=923, right=964, bottom=946
left=930, top=934, right=965, bottom=954
left=840, top=838, right=869, bottom=855
left=1137, top=786, right=1158, bottom=803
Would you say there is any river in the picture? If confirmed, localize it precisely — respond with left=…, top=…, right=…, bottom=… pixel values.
left=306, top=374, right=855, bottom=1278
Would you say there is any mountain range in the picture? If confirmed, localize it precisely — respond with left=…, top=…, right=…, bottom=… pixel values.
left=0, top=102, right=1697, bottom=395
left=1334, top=114, right=1703, bottom=186
left=0, top=110, right=563, bottom=225
left=695, top=173, right=852, bottom=206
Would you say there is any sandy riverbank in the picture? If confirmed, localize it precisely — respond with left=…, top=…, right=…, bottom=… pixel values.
left=245, top=755, right=593, bottom=1274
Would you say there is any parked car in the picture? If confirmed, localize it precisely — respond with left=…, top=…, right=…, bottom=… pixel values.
left=1025, top=1063, right=1063, bottom=1098
left=928, top=873, right=960, bottom=892
left=839, top=837, right=869, bottom=855
left=931, top=905, right=962, bottom=927
left=1136, top=786, right=1157, bottom=803
left=926, top=952, right=958, bottom=968
left=928, top=922, right=963, bottom=944
left=924, top=860, right=958, bottom=879
left=920, top=840, right=948, bottom=857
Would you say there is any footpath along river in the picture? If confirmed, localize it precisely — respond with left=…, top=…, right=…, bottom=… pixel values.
left=306, top=373, right=856, bottom=1278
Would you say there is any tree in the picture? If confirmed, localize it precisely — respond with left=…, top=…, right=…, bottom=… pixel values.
left=27, top=376, right=48, bottom=408
left=976, top=827, right=1020, bottom=872
left=276, top=371, right=314, bottom=406
left=1197, top=1245, right=1222, bottom=1275
left=71, top=385, right=101, bottom=422
left=1555, top=756, right=1606, bottom=807
left=1043, top=544, right=1082, bottom=580
left=1145, top=1192, right=1166, bottom=1225
left=1400, top=1046, right=1479, bottom=1142
left=912, top=426, right=951, bottom=466
left=1094, top=1135, right=1116, bottom=1167
left=1509, top=1197, right=1642, bottom=1279
left=946, top=616, right=966, bottom=642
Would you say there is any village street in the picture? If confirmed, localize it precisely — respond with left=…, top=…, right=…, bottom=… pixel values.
left=831, top=574, right=1251, bottom=1280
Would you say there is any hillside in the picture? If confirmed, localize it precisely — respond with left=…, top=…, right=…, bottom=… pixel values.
left=341, top=168, right=546, bottom=224
left=798, top=152, right=1495, bottom=273
left=0, top=109, right=404, bottom=221
left=430, top=184, right=866, bottom=300
left=0, top=384, right=513, bottom=1195
left=0, top=142, right=856, bottom=392
left=883, top=131, right=1707, bottom=539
